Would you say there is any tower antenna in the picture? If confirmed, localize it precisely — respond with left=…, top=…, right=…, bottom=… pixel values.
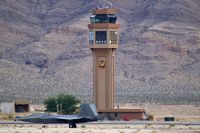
left=97, top=0, right=113, bottom=9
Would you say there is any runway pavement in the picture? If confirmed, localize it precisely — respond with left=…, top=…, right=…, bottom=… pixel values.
left=90, top=120, right=200, bottom=126
left=0, top=120, right=200, bottom=126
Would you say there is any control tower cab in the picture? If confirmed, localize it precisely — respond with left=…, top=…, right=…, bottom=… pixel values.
left=88, top=8, right=120, bottom=110
left=88, top=8, right=120, bottom=48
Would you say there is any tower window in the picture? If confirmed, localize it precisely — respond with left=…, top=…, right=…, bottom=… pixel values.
left=90, top=14, right=117, bottom=24
left=95, top=31, right=107, bottom=44
left=89, top=31, right=94, bottom=44
left=110, top=31, right=117, bottom=44
left=90, top=15, right=96, bottom=23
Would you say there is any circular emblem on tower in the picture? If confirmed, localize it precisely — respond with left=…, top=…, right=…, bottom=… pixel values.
left=99, top=60, right=106, bottom=68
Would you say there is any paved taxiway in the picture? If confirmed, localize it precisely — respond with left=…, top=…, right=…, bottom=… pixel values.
left=0, top=120, right=200, bottom=126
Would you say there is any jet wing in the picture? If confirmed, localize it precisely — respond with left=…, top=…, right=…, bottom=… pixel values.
left=16, top=113, right=52, bottom=123
left=51, top=115, right=95, bottom=123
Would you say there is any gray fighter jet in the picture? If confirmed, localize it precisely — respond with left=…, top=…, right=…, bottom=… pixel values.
left=15, top=103, right=98, bottom=128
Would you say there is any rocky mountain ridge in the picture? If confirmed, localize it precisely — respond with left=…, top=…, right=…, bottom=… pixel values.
left=0, top=0, right=200, bottom=104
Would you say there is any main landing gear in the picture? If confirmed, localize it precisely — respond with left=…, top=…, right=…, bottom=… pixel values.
left=69, top=122, right=77, bottom=128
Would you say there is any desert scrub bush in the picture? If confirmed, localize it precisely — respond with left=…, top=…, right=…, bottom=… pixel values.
left=147, top=114, right=154, bottom=121
left=81, top=125, right=86, bottom=128
left=42, top=125, right=48, bottom=128
left=8, top=114, right=14, bottom=120
left=169, top=124, right=175, bottom=128
left=189, top=127, right=192, bottom=130
left=147, top=123, right=152, bottom=126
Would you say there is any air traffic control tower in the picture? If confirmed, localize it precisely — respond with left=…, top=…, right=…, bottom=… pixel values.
left=88, top=8, right=120, bottom=110
left=88, top=7, right=146, bottom=120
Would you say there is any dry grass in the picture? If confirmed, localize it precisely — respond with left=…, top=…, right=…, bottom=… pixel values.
left=0, top=114, right=15, bottom=120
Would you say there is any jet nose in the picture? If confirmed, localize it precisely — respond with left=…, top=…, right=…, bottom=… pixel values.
left=14, top=116, right=22, bottom=121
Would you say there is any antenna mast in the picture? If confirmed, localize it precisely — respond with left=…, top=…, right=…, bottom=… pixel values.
left=97, top=0, right=113, bottom=9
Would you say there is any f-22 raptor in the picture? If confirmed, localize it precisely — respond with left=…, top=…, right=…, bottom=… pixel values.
left=16, top=103, right=99, bottom=128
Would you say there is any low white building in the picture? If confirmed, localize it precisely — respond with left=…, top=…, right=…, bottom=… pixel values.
left=0, top=102, right=14, bottom=113
left=0, top=101, right=30, bottom=113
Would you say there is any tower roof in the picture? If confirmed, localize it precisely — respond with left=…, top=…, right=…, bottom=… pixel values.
left=92, top=8, right=117, bottom=15
left=88, top=23, right=120, bottom=29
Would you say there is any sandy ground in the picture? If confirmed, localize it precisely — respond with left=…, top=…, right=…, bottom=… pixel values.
left=118, top=104, right=200, bottom=121
left=0, top=123, right=200, bottom=133
left=0, top=105, right=200, bottom=132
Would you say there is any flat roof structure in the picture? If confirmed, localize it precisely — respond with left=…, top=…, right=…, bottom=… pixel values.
left=98, top=109, right=146, bottom=120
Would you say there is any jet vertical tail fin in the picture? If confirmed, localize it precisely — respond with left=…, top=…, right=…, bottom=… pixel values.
left=79, top=103, right=98, bottom=118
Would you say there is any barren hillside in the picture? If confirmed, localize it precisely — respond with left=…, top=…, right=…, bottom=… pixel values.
left=0, top=0, right=200, bottom=104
